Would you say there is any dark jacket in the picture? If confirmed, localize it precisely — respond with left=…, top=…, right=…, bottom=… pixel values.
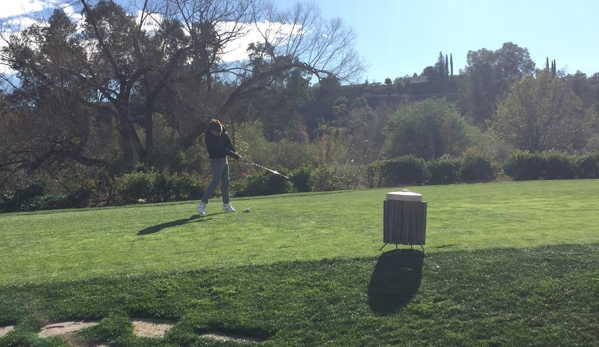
left=205, top=127, right=240, bottom=159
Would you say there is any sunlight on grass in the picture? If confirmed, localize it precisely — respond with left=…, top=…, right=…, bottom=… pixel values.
left=1, top=180, right=599, bottom=346
left=1, top=180, right=598, bottom=284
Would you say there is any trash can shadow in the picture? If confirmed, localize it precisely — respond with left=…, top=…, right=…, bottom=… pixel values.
left=367, top=249, right=424, bottom=316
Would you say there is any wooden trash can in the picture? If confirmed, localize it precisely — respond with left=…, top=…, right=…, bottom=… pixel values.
left=383, top=190, right=427, bottom=249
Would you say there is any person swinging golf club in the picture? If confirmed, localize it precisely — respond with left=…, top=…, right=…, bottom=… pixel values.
left=197, top=119, right=242, bottom=215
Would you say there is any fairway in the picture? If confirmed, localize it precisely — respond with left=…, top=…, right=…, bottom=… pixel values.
left=1, top=180, right=599, bottom=346
left=2, top=180, right=598, bottom=284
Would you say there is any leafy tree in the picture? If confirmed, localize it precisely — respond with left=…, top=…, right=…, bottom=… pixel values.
left=421, top=66, right=437, bottom=82
left=344, top=101, right=391, bottom=165
left=493, top=42, right=536, bottom=94
left=458, top=42, right=535, bottom=127
left=232, top=67, right=313, bottom=142
left=331, top=97, right=349, bottom=126
left=383, top=98, right=469, bottom=160
left=0, top=9, right=109, bottom=188
left=491, top=70, right=596, bottom=152
left=563, top=71, right=598, bottom=109
left=0, top=0, right=364, bottom=177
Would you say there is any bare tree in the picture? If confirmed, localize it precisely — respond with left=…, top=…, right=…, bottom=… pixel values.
left=0, top=0, right=365, bottom=173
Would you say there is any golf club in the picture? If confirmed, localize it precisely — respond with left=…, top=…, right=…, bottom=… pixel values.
left=243, top=160, right=290, bottom=179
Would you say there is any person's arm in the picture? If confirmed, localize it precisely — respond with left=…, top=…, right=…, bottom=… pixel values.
left=221, top=130, right=241, bottom=159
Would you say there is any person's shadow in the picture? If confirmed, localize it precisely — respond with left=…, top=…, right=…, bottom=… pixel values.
left=137, top=215, right=208, bottom=235
left=367, top=249, right=424, bottom=316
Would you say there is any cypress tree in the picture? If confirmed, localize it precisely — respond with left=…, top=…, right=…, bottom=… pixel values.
left=450, top=53, right=454, bottom=79
left=546, top=57, right=549, bottom=70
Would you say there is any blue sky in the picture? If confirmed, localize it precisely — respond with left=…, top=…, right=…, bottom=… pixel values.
left=3, top=0, right=598, bottom=83
left=275, top=0, right=599, bottom=82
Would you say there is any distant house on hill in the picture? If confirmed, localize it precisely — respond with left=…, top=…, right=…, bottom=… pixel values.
left=408, top=76, right=429, bottom=84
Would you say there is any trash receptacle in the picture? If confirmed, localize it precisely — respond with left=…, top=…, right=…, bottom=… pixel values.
left=383, top=190, right=427, bottom=249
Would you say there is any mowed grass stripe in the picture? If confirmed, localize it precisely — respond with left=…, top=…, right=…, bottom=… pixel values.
left=1, top=180, right=598, bottom=285
left=0, top=244, right=598, bottom=346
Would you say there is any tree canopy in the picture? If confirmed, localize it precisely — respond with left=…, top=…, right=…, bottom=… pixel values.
left=491, top=70, right=596, bottom=152
left=1, top=2, right=599, bottom=197
left=383, top=98, right=469, bottom=160
left=458, top=42, right=536, bottom=127
left=0, top=0, right=365, bottom=175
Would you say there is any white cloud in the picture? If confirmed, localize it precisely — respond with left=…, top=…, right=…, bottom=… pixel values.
left=0, top=1, right=303, bottom=74
left=135, top=10, right=162, bottom=35
left=1, top=0, right=60, bottom=19
left=218, top=21, right=304, bottom=62
left=0, top=0, right=64, bottom=76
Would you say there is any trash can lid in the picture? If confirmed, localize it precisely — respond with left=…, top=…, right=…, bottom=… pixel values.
left=386, top=190, right=422, bottom=201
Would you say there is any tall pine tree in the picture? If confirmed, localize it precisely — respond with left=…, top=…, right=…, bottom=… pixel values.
left=450, top=53, right=454, bottom=80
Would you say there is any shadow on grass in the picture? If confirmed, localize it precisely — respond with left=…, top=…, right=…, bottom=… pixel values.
left=137, top=215, right=209, bottom=235
left=368, top=249, right=424, bottom=316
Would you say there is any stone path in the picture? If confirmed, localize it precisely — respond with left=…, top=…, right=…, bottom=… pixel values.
left=1, top=319, right=262, bottom=343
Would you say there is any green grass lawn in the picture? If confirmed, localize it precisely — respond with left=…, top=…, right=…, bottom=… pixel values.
left=1, top=180, right=598, bottom=346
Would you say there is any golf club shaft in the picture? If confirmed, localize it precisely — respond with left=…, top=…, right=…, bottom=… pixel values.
left=244, top=160, right=289, bottom=179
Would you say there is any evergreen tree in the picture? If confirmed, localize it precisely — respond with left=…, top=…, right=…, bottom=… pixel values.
left=450, top=53, right=454, bottom=80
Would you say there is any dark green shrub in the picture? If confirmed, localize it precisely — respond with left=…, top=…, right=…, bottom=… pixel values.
left=0, top=181, right=49, bottom=212
left=0, top=179, right=99, bottom=212
left=289, top=166, right=314, bottom=192
left=503, top=150, right=543, bottom=181
left=575, top=153, right=599, bottom=179
left=24, top=194, right=64, bottom=211
left=62, top=188, right=91, bottom=208
left=376, top=156, right=427, bottom=187
left=503, top=150, right=588, bottom=181
left=115, top=171, right=206, bottom=203
left=114, top=171, right=156, bottom=202
left=426, top=158, right=461, bottom=184
left=310, top=165, right=366, bottom=191
left=366, top=162, right=379, bottom=188
left=311, top=167, right=339, bottom=192
left=460, top=155, right=496, bottom=182
left=540, top=152, right=576, bottom=179
left=235, top=170, right=296, bottom=197
left=173, top=172, right=206, bottom=200
left=152, top=170, right=177, bottom=202
left=61, top=180, right=96, bottom=208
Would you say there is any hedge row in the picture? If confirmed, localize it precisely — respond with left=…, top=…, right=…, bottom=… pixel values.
left=368, top=154, right=497, bottom=187
left=0, top=171, right=207, bottom=212
left=503, top=151, right=599, bottom=181
left=114, top=171, right=206, bottom=203
left=367, top=152, right=599, bottom=187
left=2, top=152, right=598, bottom=212
left=0, top=180, right=94, bottom=213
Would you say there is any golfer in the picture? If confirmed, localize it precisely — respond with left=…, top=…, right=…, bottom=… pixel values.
left=197, top=119, right=242, bottom=215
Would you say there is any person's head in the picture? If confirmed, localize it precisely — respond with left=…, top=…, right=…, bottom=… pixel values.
left=208, top=119, right=223, bottom=136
